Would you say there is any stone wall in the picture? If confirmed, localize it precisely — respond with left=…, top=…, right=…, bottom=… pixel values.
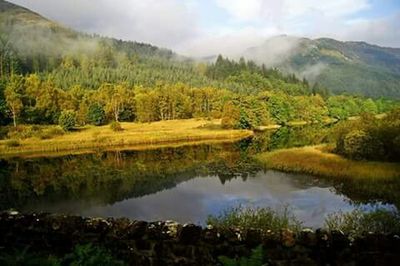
left=1, top=211, right=400, bottom=265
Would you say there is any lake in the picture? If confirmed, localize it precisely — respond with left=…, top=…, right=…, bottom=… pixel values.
left=0, top=126, right=398, bottom=228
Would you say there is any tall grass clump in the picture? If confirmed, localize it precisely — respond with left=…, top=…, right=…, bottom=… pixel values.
left=207, top=205, right=302, bottom=232
left=325, top=208, right=400, bottom=237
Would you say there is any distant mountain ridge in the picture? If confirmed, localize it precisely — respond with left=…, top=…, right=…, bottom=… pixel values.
left=242, top=35, right=400, bottom=98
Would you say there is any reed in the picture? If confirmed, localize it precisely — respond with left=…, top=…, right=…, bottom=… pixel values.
left=255, top=145, right=400, bottom=180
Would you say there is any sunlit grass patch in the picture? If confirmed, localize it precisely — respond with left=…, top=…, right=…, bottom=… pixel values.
left=255, top=145, right=400, bottom=180
left=0, top=119, right=253, bottom=157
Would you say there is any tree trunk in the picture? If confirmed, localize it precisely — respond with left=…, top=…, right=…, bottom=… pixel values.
left=12, top=111, right=16, bottom=127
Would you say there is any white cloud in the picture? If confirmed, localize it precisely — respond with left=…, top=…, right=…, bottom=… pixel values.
left=338, top=13, right=400, bottom=47
left=9, top=0, right=200, bottom=48
left=216, top=0, right=370, bottom=22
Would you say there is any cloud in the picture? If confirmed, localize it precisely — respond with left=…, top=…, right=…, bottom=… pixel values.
left=338, top=12, right=400, bottom=48
left=9, top=0, right=200, bottom=48
left=7, top=0, right=400, bottom=57
left=215, top=0, right=370, bottom=22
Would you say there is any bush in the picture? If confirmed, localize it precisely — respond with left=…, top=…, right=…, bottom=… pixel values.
left=58, top=110, right=77, bottom=131
left=343, top=130, right=370, bottom=160
left=110, top=121, right=123, bottom=131
left=206, top=205, right=302, bottom=233
left=87, top=103, right=106, bottom=126
left=5, top=139, right=20, bottom=147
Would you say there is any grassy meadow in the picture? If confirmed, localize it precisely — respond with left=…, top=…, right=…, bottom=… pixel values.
left=0, top=119, right=253, bottom=158
left=255, top=145, right=400, bottom=180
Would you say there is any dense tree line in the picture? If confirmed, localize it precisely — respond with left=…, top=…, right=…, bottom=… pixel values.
left=0, top=72, right=396, bottom=130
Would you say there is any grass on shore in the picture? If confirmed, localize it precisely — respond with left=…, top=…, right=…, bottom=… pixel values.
left=255, top=145, right=400, bottom=180
left=0, top=119, right=253, bottom=158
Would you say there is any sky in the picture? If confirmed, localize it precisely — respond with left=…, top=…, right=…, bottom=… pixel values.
left=8, top=0, right=400, bottom=56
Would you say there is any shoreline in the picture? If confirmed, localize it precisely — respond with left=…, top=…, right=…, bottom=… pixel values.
left=0, top=119, right=253, bottom=158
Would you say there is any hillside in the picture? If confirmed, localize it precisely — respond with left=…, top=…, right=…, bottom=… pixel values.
left=243, top=35, right=400, bottom=98
left=0, top=0, right=397, bottom=129
left=0, top=0, right=177, bottom=75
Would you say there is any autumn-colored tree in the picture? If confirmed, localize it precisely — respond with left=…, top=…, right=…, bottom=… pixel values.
left=4, top=75, right=24, bottom=127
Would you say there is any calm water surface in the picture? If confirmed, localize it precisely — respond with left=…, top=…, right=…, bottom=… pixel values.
left=0, top=126, right=398, bottom=227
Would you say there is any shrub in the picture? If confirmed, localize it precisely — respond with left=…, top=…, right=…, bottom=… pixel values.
left=110, top=121, right=123, bottom=131
left=5, top=139, right=20, bottom=147
left=206, top=205, right=302, bottom=233
left=343, top=130, right=370, bottom=160
left=87, top=103, right=106, bottom=126
left=58, top=110, right=77, bottom=131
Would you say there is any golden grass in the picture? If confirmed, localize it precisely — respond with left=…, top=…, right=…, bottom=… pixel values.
left=255, top=145, right=400, bottom=180
left=0, top=119, right=253, bottom=158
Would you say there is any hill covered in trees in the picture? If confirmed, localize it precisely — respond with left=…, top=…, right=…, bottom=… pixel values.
left=242, top=35, right=400, bottom=99
left=0, top=0, right=398, bottom=130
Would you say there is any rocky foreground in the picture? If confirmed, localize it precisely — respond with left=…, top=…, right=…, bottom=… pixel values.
left=1, top=211, right=400, bottom=265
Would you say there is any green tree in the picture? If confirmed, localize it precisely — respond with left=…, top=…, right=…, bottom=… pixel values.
left=221, top=101, right=240, bottom=129
left=87, top=103, right=106, bottom=126
left=4, top=75, right=24, bottom=127
left=58, top=110, right=77, bottom=131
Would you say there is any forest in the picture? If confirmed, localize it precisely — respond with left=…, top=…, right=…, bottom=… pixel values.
left=0, top=50, right=397, bottom=131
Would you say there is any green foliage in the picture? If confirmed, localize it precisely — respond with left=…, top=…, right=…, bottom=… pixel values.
left=0, top=244, right=125, bottom=266
left=219, top=245, right=264, bottom=266
left=63, top=244, right=125, bottom=266
left=58, top=110, right=77, bottom=131
left=207, top=205, right=302, bottom=233
left=334, top=109, right=400, bottom=161
left=342, top=130, right=375, bottom=160
left=1, top=4, right=399, bottom=129
left=325, top=209, right=400, bottom=237
left=268, top=93, right=294, bottom=125
left=110, top=121, right=123, bottom=131
left=87, top=103, right=106, bottom=126
left=221, top=101, right=240, bottom=129
left=0, top=248, right=61, bottom=266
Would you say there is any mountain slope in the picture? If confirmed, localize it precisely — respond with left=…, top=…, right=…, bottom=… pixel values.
left=243, top=35, right=400, bottom=98
left=0, top=0, right=176, bottom=75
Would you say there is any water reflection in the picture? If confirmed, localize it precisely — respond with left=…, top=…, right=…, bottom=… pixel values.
left=0, top=125, right=398, bottom=227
